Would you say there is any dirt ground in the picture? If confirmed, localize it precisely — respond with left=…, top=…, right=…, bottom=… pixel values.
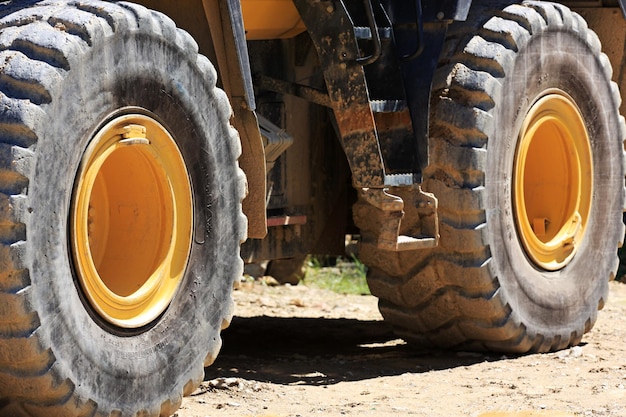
left=175, top=279, right=626, bottom=417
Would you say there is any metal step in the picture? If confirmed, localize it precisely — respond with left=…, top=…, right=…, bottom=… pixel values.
left=258, top=114, right=294, bottom=173
left=384, top=173, right=415, bottom=186
left=360, top=187, right=439, bottom=252
left=354, top=26, right=392, bottom=40
left=370, top=99, right=407, bottom=113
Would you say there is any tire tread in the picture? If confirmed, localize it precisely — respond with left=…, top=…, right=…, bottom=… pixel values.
left=0, top=1, right=244, bottom=416
left=359, top=1, right=626, bottom=353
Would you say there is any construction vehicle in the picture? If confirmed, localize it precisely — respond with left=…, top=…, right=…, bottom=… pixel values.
left=0, top=0, right=624, bottom=415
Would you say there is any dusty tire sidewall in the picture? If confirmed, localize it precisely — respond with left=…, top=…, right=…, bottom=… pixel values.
left=25, top=31, right=240, bottom=407
left=487, top=29, right=622, bottom=331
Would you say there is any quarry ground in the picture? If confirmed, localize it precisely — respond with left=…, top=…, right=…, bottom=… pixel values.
left=175, top=279, right=626, bottom=417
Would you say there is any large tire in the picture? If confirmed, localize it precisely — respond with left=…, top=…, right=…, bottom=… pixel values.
left=355, top=1, right=625, bottom=353
left=266, top=255, right=307, bottom=285
left=0, top=2, right=246, bottom=416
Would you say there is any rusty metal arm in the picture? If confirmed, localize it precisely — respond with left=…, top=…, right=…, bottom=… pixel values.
left=292, top=0, right=387, bottom=189
left=257, top=75, right=332, bottom=108
left=292, top=0, right=441, bottom=251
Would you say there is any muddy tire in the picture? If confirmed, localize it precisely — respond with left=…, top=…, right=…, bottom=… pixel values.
left=355, top=1, right=625, bottom=353
left=0, top=2, right=246, bottom=416
left=266, top=256, right=307, bottom=285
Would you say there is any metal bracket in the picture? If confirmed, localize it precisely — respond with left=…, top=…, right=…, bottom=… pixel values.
left=293, top=0, right=387, bottom=188
left=257, top=75, right=331, bottom=108
left=360, top=186, right=439, bottom=251
left=203, top=0, right=267, bottom=238
left=257, top=114, right=294, bottom=173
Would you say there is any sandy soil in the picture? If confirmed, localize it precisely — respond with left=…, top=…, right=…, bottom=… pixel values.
left=175, top=279, right=626, bottom=417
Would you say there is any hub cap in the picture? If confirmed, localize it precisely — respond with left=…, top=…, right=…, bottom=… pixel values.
left=71, top=113, right=193, bottom=328
left=513, top=91, right=592, bottom=271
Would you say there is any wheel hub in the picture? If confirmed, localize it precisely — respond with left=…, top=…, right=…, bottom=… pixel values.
left=513, top=91, right=592, bottom=271
left=71, top=113, right=192, bottom=328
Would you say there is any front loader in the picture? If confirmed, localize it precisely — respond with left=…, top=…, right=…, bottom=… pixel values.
left=0, top=0, right=624, bottom=416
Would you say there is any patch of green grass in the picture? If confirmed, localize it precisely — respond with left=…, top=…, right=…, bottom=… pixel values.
left=301, top=255, right=370, bottom=295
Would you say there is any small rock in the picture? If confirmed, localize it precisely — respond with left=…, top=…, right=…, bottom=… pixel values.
left=261, top=276, right=280, bottom=286
left=290, top=298, right=305, bottom=307
left=207, top=377, right=242, bottom=390
left=557, top=346, right=583, bottom=360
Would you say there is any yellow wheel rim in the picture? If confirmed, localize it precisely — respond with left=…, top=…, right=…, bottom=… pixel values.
left=71, top=114, right=192, bottom=328
left=514, top=91, right=592, bottom=271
